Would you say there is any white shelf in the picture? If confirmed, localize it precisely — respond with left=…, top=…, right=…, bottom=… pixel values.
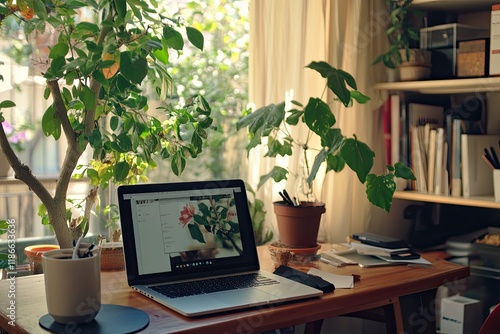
left=393, top=191, right=500, bottom=209
left=374, top=77, right=500, bottom=94
left=412, top=0, right=498, bottom=12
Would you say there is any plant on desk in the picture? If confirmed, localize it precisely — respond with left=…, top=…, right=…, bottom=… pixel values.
left=237, top=61, right=415, bottom=247
left=0, top=0, right=213, bottom=249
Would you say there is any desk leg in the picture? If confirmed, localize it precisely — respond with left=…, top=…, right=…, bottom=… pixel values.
left=384, top=297, right=404, bottom=334
left=304, top=319, right=323, bottom=334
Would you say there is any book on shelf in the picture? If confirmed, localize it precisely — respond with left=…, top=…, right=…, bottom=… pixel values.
left=446, top=97, right=485, bottom=197
left=407, top=103, right=444, bottom=192
left=390, top=94, right=400, bottom=166
left=381, top=97, right=392, bottom=165
left=461, top=134, right=500, bottom=197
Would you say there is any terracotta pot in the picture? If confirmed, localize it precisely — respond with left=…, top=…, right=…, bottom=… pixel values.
left=273, top=201, right=325, bottom=248
left=24, top=244, right=60, bottom=274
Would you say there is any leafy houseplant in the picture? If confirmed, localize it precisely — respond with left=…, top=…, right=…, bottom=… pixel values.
left=372, top=0, right=430, bottom=81
left=372, top=0, right=422, bottom=67
left=0, top=0, right=213, bottom=249
left=237, top=61, right=415, bottom=213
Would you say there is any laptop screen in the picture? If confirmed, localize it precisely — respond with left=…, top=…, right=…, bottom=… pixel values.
left=117, top=179, right=260, bottom=285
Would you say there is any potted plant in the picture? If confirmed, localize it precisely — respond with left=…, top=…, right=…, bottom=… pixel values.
left=372, top=0, right=431, bottom=81
left=237, top=61, right=415, bottom=248
left=0, top=0, right=213, bottom=250
left=99, top=203, right=125, bottom=271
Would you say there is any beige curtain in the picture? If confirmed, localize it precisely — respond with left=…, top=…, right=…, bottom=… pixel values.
left=249, top=0, right=389, bottom=242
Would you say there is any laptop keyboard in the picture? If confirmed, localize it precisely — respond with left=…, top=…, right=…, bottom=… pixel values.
left=150, top=273, right=280, bottom=298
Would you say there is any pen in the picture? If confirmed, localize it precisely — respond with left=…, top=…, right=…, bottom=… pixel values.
left=282, top=189, right=296, bottom=206
left=482, top=154, right=496, bottom=169
left=490, top=146, right=500, bottom=168
left=484, top=148, right=498, bottom=169
left=72, top=235, right=83, bottom=259
left=279, top=191, right=294, bottom=206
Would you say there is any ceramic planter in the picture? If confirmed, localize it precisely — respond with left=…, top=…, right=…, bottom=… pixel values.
left=273, top=201, right=325, bottom=248
left=42, top=247, right=101, bottom=324
left=397, top=49, right=432, bottom=81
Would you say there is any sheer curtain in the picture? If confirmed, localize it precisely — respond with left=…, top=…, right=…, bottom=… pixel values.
left=248, top=0, right=389, bottom=242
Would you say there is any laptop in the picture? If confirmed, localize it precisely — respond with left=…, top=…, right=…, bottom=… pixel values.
left=117, top=179, right=323, bottom=316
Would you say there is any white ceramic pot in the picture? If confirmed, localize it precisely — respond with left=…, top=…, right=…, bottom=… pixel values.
left=42, top=247, right=101, bottom=324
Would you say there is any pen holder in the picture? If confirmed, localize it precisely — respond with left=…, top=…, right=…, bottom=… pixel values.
left=42, top=246, right=101, bottom=324
left=494, top=169, right=500, bottom=202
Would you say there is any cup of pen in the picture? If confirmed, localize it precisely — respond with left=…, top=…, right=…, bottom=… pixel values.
left=42, top=244, right=101, bottom=324
left=494, top=169, right=500, bottom=202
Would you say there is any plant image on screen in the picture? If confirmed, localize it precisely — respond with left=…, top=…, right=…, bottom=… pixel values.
left=179, top=196, right=243, bottom=255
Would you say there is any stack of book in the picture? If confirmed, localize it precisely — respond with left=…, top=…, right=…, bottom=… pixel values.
left=383, top=95, right=487, bottom=196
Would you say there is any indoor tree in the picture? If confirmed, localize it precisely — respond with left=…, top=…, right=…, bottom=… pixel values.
left=0, top=0, right=213, bottom=248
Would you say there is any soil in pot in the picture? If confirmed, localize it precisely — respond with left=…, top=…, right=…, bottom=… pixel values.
left=273, top=201, right=325, bottom=248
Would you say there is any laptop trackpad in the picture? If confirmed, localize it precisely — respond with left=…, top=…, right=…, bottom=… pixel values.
left=213, top=289, right=273, bottom=306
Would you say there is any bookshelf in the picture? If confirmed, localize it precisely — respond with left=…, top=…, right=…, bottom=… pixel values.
left=375, top=0, right=500, bottom=209
left=374, top=77, right=500, bottom=94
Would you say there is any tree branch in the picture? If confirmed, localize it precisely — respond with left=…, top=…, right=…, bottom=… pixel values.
left=0, top=123, right=55, bottom=209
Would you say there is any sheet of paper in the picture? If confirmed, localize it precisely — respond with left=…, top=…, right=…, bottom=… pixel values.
left=307, top=268, right=354, bottom=288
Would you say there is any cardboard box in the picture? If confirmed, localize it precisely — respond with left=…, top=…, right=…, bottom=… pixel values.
left=439, top=295, right=482, bottom=334
left=457, top=39, right=488, bottom=77
left=489, top=4, right=500, bottom=76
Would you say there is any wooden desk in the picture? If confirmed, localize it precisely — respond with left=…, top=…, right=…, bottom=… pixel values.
left=0, top=246, right=469, bottom=334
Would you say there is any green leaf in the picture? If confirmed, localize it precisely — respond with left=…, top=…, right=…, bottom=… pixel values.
left=304, top=97, right=335, bottom=139
left=120, top=52, right=148, bottom=84
left=327, top=71, right=351, bottom=107
left=336, top=69, right=357, bottom=89
left=321, top=128, right=343, bottom=151
left=186, top=26, right=204, bottom=51
left=340, top=138, right=374, bottom=183
left=188, top=224, right=206, bottom=243
left=0, top=220, right=8, bottom=235
left=163, top=26, right=184, bottom=50
left=308, top=149, right=328, bottom=184
left=326, top=153, right=345, bottom=173
left=115, top=0, right=127, bottom=19
left=33, top=0, right=48, bottom=19
left=79, top=85, right=95, bottom=111
left=237, top=102, right=285, bottom=151
left=115, top=133, right=133, bottom=151
left=366, top=173, right=396, bottom=212
left=0, top=253, right=8, bottom=269
left=73, top=22, right=100, bottom=36
left=41, top=105, right=61, bottom=139
left=306, top=61, right=335, bottom=78
left=350, top=91, right=371, bottom=104
left=113, top=161, right=130, bottom=182
left=394, top=161, right=416, bottom=180
left=285, top=108, right=303, bottom=125
left=172, top=151, right=186, bottom=176
left=49, top=43, right=69, bottom=59
left=257, top=166, right=288, bottom=188
left=0, top=100, right=16, bottom=109
left=110, top=116, right=119, bottom=131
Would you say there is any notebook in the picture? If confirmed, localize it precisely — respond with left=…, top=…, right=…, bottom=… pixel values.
left=117, top=179, right=323, bottom=316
